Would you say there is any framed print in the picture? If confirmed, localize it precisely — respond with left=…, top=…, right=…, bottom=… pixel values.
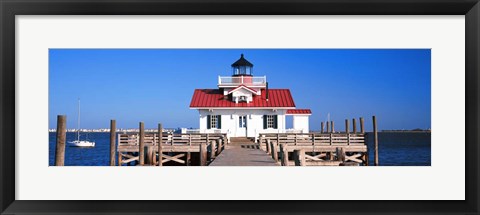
left=1, top=0, right=479, bottom=214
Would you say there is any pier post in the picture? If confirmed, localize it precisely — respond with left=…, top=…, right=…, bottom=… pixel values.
left=259, top=135, right=263, bottom=150
left=326, top=121, right=330, bottom=133
left=345, top=119, right=349, bottom=133
left=186, top=152, right=191, bottom=166
left=210, top=140, right=216, bottom=160
left=352, top=118, right=357, bottom=133
left=345, top=119, right=350, bottom=145
left=200, top=143, right=207, bottom=166
left=321, top=122, right=324, bottom=133
left=336, top=147, right=346, bottom=162
left=146, top=146, right=154, bottom=165
left=158, top=123, right=163, bottom=166
left=139, top=122, right=145, bottom=166
left=373, top=116, right=379, bottom=166
left=294, top=149, right=306, bottom=166
left=360, top=117, right=365, bottom=133
left=55, top=115, right=67, bottom=166
left=217, top=139, right=223, bottom=155
left=271, top=141, right=278, bottom=162
left=109, top=120, right=116, bottom=166
left=280, top=143, right=289, bottom=166
left=331, top=121, right=335, bottom=133
left=118, top=152, right=122, bottom=166
left=266, top=139, right=271, bottom=155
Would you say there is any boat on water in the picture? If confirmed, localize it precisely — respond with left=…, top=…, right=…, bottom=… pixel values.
left=69, top=99, right=95, bottom=147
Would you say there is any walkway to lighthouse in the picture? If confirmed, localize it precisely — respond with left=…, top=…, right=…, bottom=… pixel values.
left=209, top=138, right=279, bottom=166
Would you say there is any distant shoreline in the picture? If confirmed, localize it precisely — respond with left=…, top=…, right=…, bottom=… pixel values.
left=380, top=130, right=431, bottom=133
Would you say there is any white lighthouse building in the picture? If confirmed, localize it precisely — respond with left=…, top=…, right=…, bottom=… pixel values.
left=189, top=54, right=311, bottom=140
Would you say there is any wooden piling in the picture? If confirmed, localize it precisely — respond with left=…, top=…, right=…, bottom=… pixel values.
left=146, top=146, right=154, bottom=165
left=259, top=136, right=263, bottom=150
left=345, top=119, right=350, bottom=145
left=345, top=119, right=349, bottom=133
left=271, top=141, right=278, bottom=162
left=294, top=149, right=306, bottom=166
left=326, top=121, right=330, bottom=133
left=373, top=116, right=379, bottom=166
left=210, top=140, right=216, bottom=160
left=331, top=121, right=335, bottom=133
left=200, top=143, right=207, bottom=166
left=276, top=133, right=280, bottom=146
left=139, top=122, right=145, bottom=166
left=218, top=139, right=223, bottom=154
left=352, top=118, right=357, bottom=133
left=118, top=153, right=122, bottom=166
left=152, top=148, right=157, bottom=166
left=55, top=115, right=67, bottom=166
left=109, top=119, right=116, bottom=166
left=280, top=143, right=289, bottom=166
left=336, top=147, right=346, bottom=162
left=360, top=117, right=365, bottom=133
left=266, top=139, right=271, bottom=155
left=158, top=123, right=163, bottom=166
left=321, top=122, right=324, bottom=133
left=186, top=152, right=191, bottom=166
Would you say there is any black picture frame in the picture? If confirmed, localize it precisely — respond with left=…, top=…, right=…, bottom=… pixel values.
left=1, top=0, right=479, bottom=214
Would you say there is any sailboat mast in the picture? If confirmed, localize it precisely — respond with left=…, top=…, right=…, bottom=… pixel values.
left=77, top=98, right=80, bottom=141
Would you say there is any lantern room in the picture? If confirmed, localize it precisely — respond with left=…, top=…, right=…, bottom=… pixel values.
left=231, top=54, right=253, bottom=76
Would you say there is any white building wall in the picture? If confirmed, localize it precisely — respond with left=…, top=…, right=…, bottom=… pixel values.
left=197, top=109, right=288, bottom=140
left=292, top=115, right=310, bottom=133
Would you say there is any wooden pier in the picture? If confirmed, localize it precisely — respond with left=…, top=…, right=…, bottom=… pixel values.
left=54, top=116, right=379, bottom=167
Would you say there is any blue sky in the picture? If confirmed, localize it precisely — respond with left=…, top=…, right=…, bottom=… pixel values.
left=49, top=49, right=431, bottom=131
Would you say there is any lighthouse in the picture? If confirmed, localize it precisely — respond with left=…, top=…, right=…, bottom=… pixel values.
left=190, top=54, right=311, bottom=140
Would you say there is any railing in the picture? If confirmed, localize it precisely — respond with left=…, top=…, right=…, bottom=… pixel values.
left=259, top=133, right=368, bottom=166
left=218, top=76, right=267, bottom=86
left=258, top=133, right=367, bottom=146
left=116, top=133, right=228, bottom=166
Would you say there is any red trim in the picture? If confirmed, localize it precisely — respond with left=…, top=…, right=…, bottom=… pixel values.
left=190, top=89, right=296, bottom=108
left=286, top=109, right=312, bottom=115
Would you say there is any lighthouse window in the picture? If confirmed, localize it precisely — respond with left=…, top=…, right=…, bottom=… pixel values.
left=265, top=115, right=277, bottom=129
left=207, top=115, right=221, bottom=129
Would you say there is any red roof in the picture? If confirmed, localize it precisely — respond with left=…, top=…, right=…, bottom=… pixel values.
left=190, top=89, right=296, bottom=108
left=286, top=109, right=312, bottom=115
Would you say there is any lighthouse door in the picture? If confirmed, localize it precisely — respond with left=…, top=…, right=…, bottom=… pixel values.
left=237, top=115, right=247, bottom=137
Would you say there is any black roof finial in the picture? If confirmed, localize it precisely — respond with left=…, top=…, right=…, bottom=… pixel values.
left=231, top=54, right=253, bottom=67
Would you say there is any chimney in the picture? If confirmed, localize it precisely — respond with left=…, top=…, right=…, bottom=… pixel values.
left=266, top=82, right=269, bottom=101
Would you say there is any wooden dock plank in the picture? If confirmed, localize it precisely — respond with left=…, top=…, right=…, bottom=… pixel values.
left=209, top=144, right=279, bottom=166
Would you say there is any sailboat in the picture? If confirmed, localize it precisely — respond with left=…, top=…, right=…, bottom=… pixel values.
left=69, top=99, right=95, bottom=147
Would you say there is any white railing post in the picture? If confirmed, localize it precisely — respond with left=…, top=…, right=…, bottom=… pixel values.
left=241, top=76, right=244, bottom=84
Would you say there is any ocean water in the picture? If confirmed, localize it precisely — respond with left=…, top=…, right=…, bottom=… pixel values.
left=48, top=132, right=431, bottom=166
left=365, top=132, right=431, bottom=166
